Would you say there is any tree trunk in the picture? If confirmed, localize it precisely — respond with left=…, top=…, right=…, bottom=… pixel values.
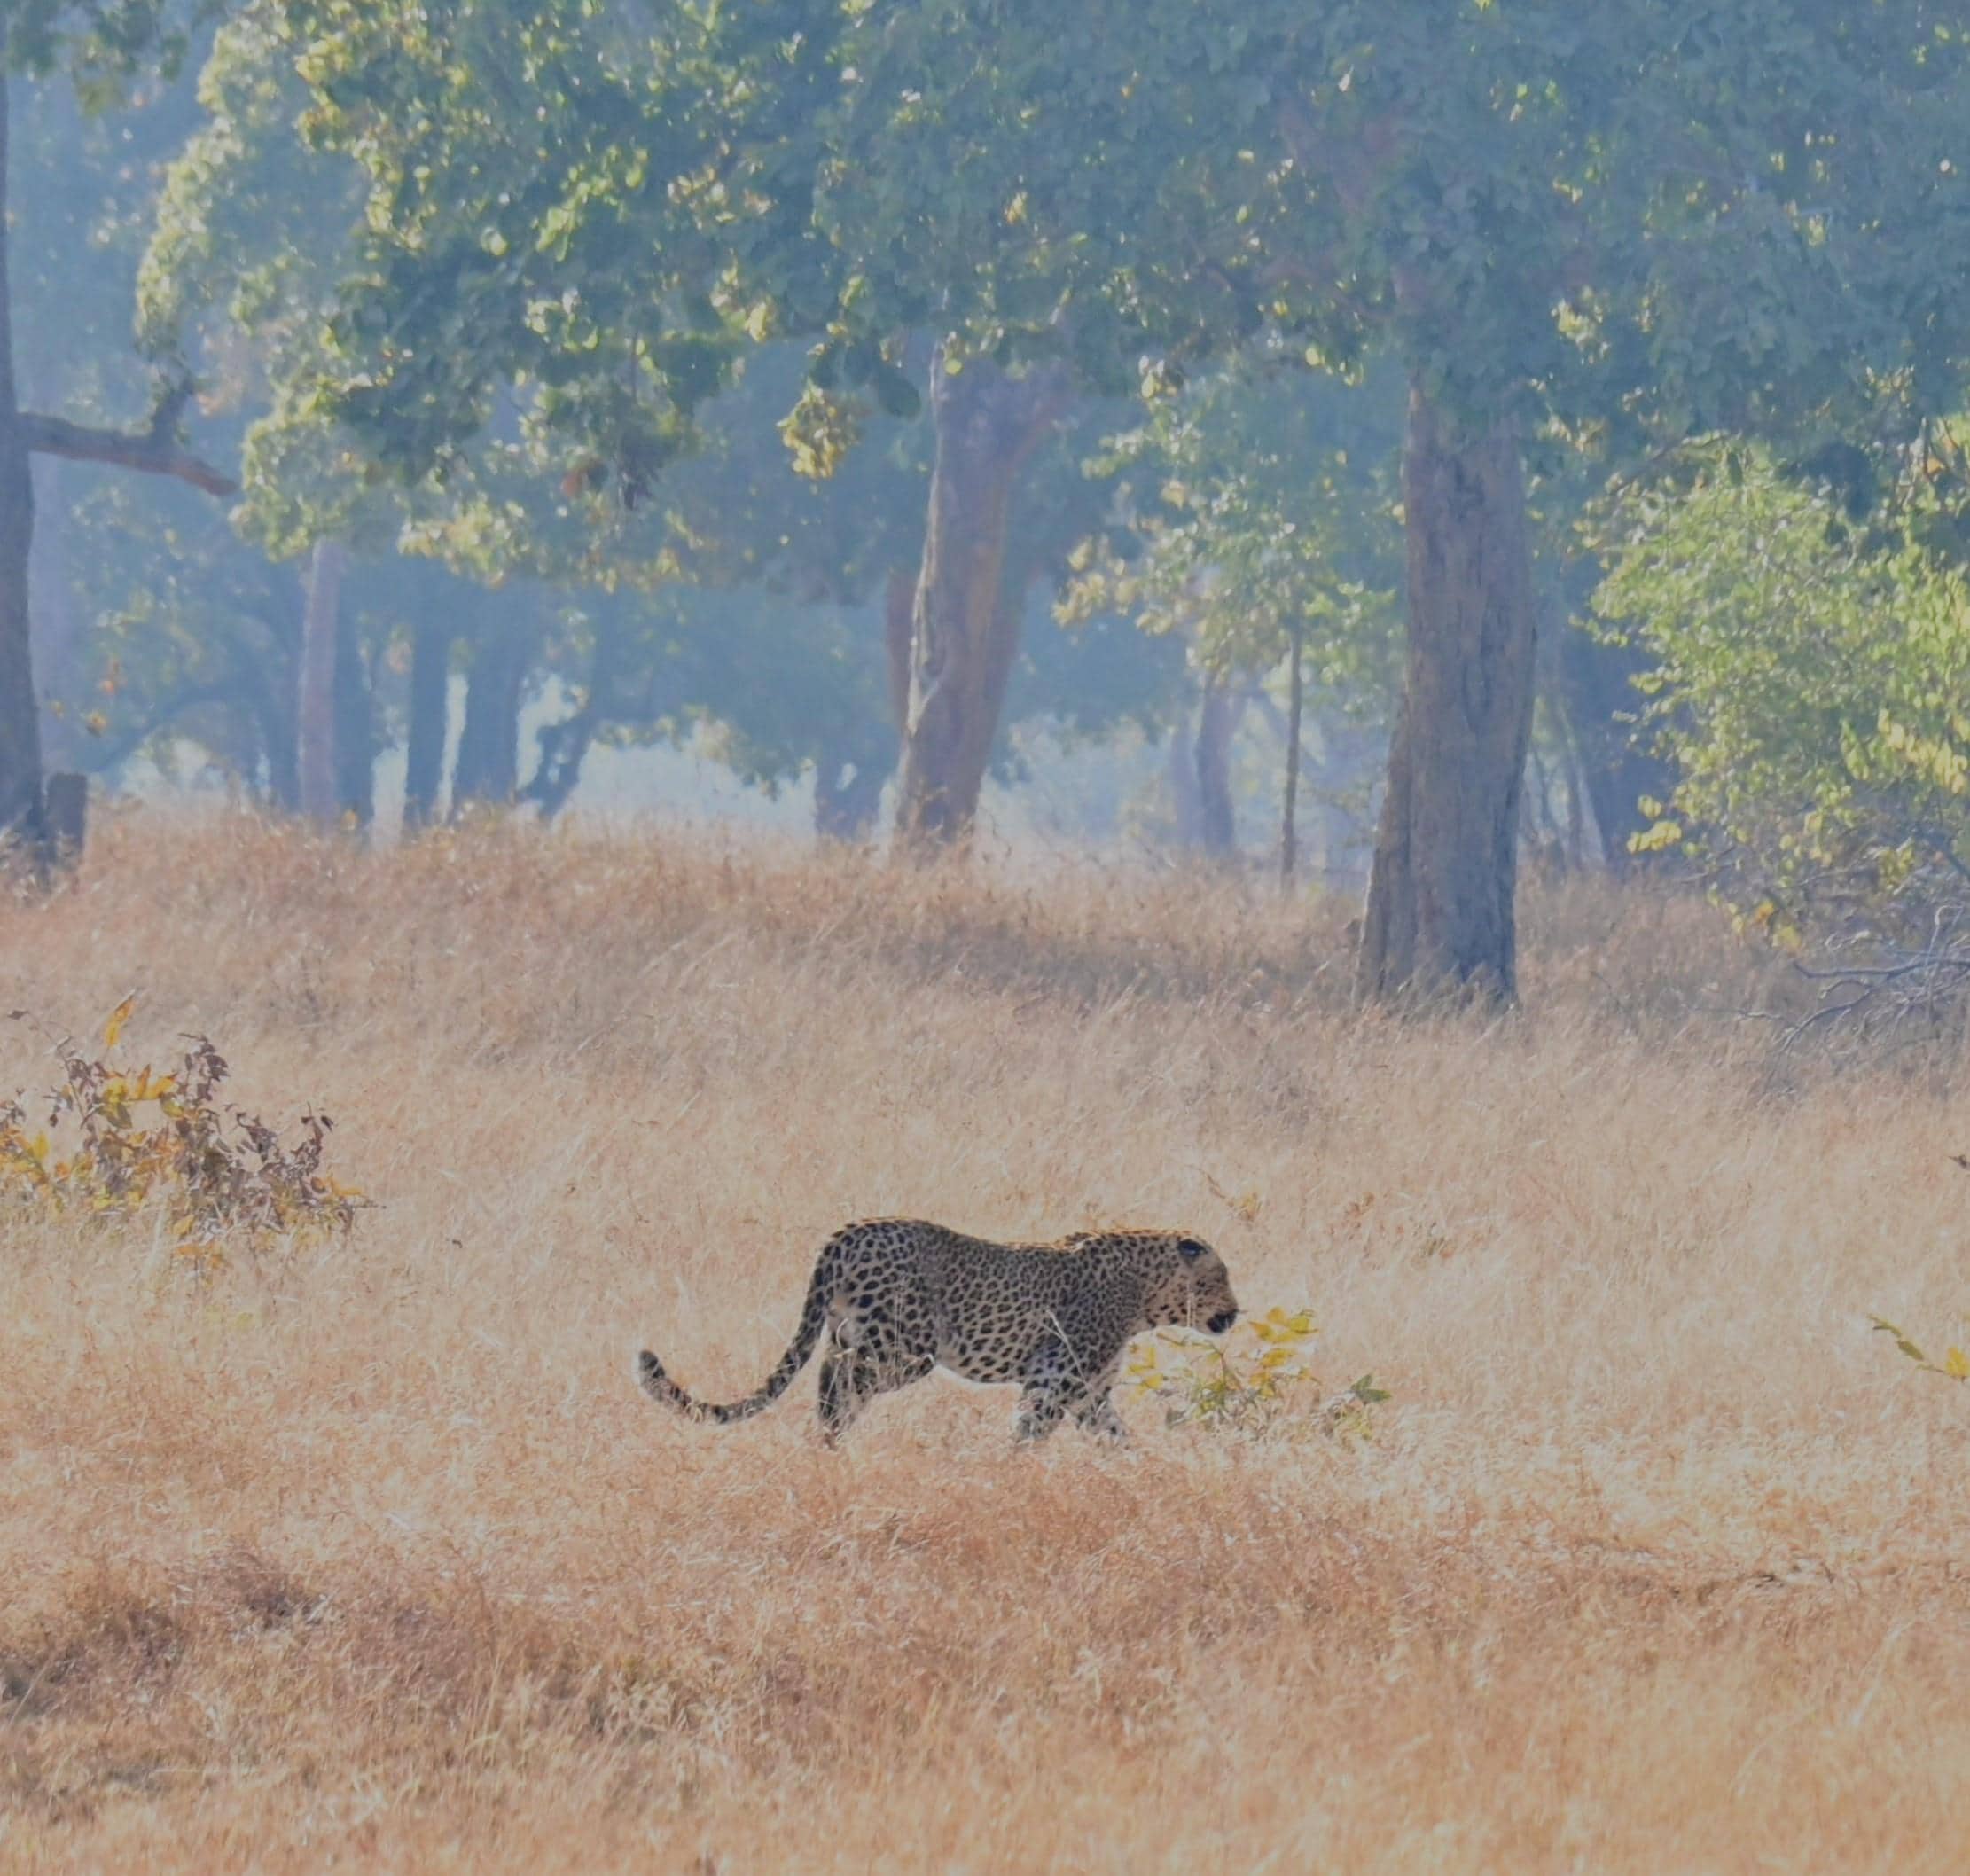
left=43, top=770, right=84, bottom=864
left=29, top=455, right=81, bottom=772
left=520, top=705, right=596, bottom=820
left=893, top=348, right=1067, bottom=855
left=403, top=619, right=450, bottom=831
left=452, top=621, right=531, bottom=811
left=1280, top=623, right=1305, bottom=886
left=0, top=56, right=44, bottom=872
left=297, top=539, right=347, bottom=826
left=253, top=656, right=301, bottom=812
left=814, top=747, right=890, bottom=840
left=332, top=599, right=374, bottom=828
left=1357, top=383, right=1538, bottom=1004
left=883, top=563, right=914, bottom=735
left=1195, top=680, right=1247, bottom=857
left=1556, top=621, right=1673, bottom=874
left=1168, top=699, right=1204, bottom=848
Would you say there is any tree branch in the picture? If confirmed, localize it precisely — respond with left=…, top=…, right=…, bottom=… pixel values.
left=20, top=413, right=238, bottom=497
left=75, top=681, right=232, bottom=774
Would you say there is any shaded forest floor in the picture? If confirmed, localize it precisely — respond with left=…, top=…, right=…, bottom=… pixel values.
left=4, top=811, right=1969, bottom=1872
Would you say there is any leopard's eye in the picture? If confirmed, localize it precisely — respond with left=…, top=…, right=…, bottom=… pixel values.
left=1177, top=1237, right=1207, bottom=1262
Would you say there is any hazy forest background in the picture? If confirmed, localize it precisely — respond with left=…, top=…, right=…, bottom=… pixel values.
left=9, top=4, right=1970, bottom=1871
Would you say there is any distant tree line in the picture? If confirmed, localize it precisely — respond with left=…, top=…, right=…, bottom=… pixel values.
left=2, top=0, right=1967, bottom=1010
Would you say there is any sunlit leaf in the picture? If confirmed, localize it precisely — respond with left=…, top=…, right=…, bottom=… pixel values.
left=102, top=995, right=137, bottom=1049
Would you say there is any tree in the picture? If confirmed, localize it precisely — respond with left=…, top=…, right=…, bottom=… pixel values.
left=828, top=0, right=1970, bottom=988
left=1598, top=437, right=1970, bottom=945
left=243, top=0, right=1970, bottom=968
left=151, top=4, right=926, bottom=830
left=892, top=348, right=1069, bottom=851
left=1207, top=5, right=1970, bottom=1000
left=1060, top=352, right=1405, bottom=872
left=0, top=0, right=238, bottom=869
left=294, top=535, right=344, bottom=822
left=147, top=3, right=1178, bottom=840
left=221, top=0, right=1197, bottom=853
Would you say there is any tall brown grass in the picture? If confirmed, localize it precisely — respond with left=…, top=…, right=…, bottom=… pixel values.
left=4, top=808, right=1969, bottom=1872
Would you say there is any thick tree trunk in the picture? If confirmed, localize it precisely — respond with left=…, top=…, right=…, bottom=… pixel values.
left=0, top=60, right=43, bottom=871
left=1195, top=680, right=1247, bottom=857
left=1556, top=621, right=1673, bottom=874
left=1168, top=700, right=1204, bottom=848
left=1357, top=384, right=1538, bottom=1004
left=1280, top=624, right=1305, bottom=885
left=403, top=620, right=450, bottom=831
left=883, top=563, right=914, bottom=736
left=297, top=539, right=347, bottom=826
left=332, top=598, right=374, bottom=828
left=814, top=746, right=891, bottom=841
left=28, top=456, right=80, bottom=772
left=452, top=622, right=531, bottom=811
left=43, top=770, right=84, bottom=863
left=893, top=348, right=1066, bottom=855
left=252, top=655, right=301, bottom=812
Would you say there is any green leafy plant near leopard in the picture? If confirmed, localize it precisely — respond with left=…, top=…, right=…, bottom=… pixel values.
left=1126, top=1307, right=1391, bottom=1439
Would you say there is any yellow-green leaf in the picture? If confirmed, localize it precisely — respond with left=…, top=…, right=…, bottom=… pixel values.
left=103, top=994, right=137, bottom=1049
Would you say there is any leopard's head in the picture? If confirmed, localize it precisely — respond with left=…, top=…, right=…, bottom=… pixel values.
left=1142, top=1231, right=1239, bottom=1336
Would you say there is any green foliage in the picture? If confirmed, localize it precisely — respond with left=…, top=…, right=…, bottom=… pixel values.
left=818, top=0, right=1970, bottom=457
left=65, top=0, right=1970, bottom=856
left=1061, top=352, right=1403, bottom=708
left=1597, top=445, right=1970, bottom=938
left=247, top=0, right=1970, bottom=507
left=0, top=997, right=364, bottom=1265
left=1124, top=1306, right=1389, bottom=1439
left=3, top=0, right=219, bottom=93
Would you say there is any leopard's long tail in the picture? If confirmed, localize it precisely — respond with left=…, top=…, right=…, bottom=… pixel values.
left=637, top=1257, right=832, bottom=1426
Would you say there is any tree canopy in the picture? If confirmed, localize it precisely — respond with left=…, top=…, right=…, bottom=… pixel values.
left=1, top=0, right=1967, bottom=1016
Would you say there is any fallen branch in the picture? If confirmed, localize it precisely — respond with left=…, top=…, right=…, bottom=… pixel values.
left=1776, top=902, right=1970, bottom=1057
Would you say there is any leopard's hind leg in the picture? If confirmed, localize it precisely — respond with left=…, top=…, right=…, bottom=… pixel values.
left=816, top=1317, right=935, bottom=1444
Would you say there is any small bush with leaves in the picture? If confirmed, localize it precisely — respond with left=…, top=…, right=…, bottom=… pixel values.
left=0, top=997, right=363, bottom=1268
left=1124, top=1306, right=1389, bottom=1437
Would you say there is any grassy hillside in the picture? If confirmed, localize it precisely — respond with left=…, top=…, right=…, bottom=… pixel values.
left=3, top=811, right=1967, bottom=1872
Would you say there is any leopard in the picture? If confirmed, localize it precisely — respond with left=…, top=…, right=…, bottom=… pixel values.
left=635, top=1218, right=1240, bottom=1443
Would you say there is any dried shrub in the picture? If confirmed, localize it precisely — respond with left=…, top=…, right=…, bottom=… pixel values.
left=0, top=997, right=363, bottom=1267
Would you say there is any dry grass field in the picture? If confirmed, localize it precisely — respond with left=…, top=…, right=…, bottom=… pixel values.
left=4, top=809, right=1970, bottom=1873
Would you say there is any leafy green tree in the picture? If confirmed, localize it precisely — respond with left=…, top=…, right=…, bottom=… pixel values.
left=1598, top=440, right=1970, bottom=944
left=213, top=0, right=1172, bottom=852
left=0, top=0, right=239, bottom=867
left=508, top=345, right=1177, bottom=837
left=731, top=0, right=1970, bottom=988
left=214, top=0, right=1970, bottom=986
left=1243, top=5, right=1970, bottom=999
left=1061, top=351, right=1405, bottom=872
left=133, top=9, right=703, bottom=822
left=148, top=0, right=1180, bottom=835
